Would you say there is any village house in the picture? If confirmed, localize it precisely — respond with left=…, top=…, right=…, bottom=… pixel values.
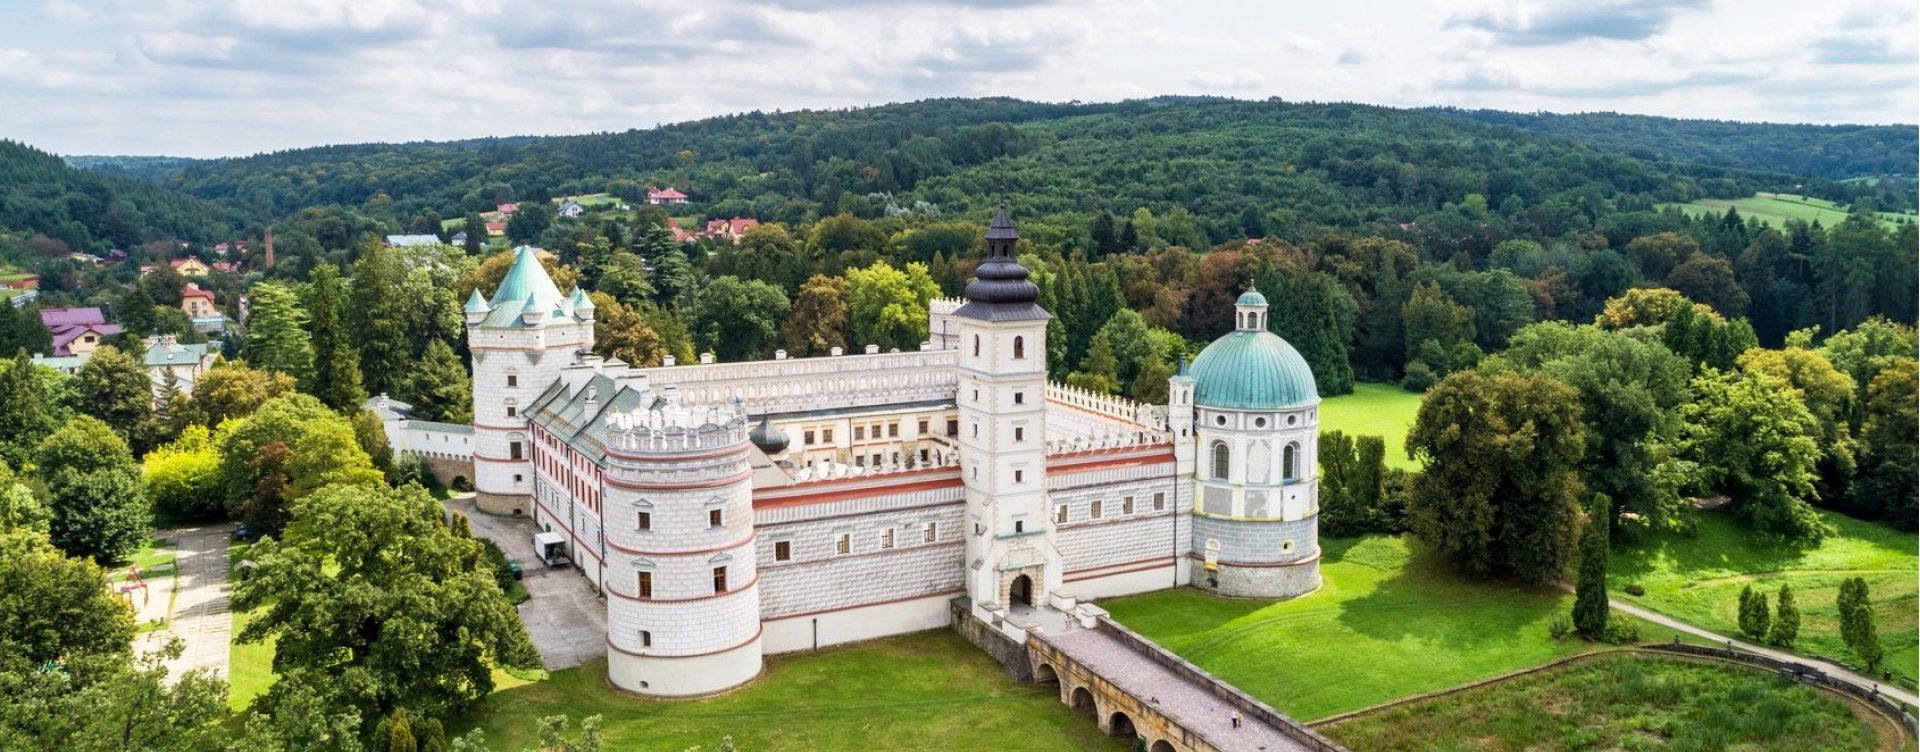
left=558, top=199, right=586, bottom=218
left=39, top=307, right=123, bottom=357
left=703, top=217, right=761, bottom=243
left=646, top=186, right=690, bottom=205
left=385, top=234, right=444, bottom=248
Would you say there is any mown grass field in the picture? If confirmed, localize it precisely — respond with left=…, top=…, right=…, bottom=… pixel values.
left=1103, top=536, right=1668, bottom=722
left=225, top=539, right=275, bottom=710
left=1610, top=508, right=1918, bottom=688
left=1660, top=192, right=1914, bottom=229
left=452, top=630, right=1125, bottom=752
left=1320, top=653, right=1884, bottom=751
left=1318, top=382, right=1424, bottom=470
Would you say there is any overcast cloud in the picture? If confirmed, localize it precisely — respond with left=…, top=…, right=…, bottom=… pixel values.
left=1, top=0, right=1912, bottom=157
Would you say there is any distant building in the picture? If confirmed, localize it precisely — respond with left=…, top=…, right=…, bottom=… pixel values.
left=0, top=274, right=38, bottom=291
left=451, top=230, right=470, bottom=247
left=181, top=283, right=226, bottom=333
left=40, top=307, right=123, bottom=357
left=666, top=218, right=697, bottom=244
left=558, top=199, right=585, bottom=218
left=703, top=217, right=761, bottom=244
left=385, top=234, right=444, bottom=248
left=142, top=335, right=215, bottom=397
left=646, top=186, right=690, bottom=205
left=171, top=257, right=212, bottom=276
left=497, top=203, right=520, bottom=216
left=484, top=221, right=508, bottom=237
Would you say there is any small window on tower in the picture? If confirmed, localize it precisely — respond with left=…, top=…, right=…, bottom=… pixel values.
left=1014, top=391, right=1025, bottom=405
left=709, top=509, right=724, bottom=528
left=1123, top=496, right=1135, bottom=514
left=1015, top=520, right=1024, bottom=533
left=973, top=335, right=981, bottom=357
left=1014, top=470, right=1024, bottom=484
left=774, top=540, right=791, bottom=561
left=923, top=522, right=937, bottom=542
left=637, top=511, right=651, bottom=531
left=1090, top=500, right=1103, bottom=519
left=638, top=571, right=652, bottom=599
left=506, top=406, right=517, bottom=417
left=1154, top=492, right=1167, bottom=511
left=507, top=374, right=519, bottom=388
left=1014, top=427, right=1025, bottom=442
left=1056, top=504, right=1068, bottom=523
left=881, top=529, right=895, bottom=549
left=510, top=441, right=524, bottom=460
left=835, top=533, right=851, bottom=555
left=1013, top=336, right=1026, bottom=359
left=712, top=567, right=728, bottom=593
left=640, top=629, right=652, bottom=647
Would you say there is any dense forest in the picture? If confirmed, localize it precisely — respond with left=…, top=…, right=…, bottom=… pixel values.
left=0, top=140, right=235, bottom=253
left=61, top=154, right=203, bottom=185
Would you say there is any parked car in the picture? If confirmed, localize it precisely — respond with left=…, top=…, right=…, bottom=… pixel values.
left=233, top=524, right=259, bottom=542
left=507, top=559, right=523, bottom=580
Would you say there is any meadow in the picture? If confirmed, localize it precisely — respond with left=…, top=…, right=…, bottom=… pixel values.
left=1320, top=653, right=1886, bottom=751
left=1102, top=536, right=1667, bottom=721
left=1317, top=382, right=1424, bottom=471
left=1660, top=192, right=1914, bottom=229
left=1609, top=508, right=1919, bottom=688
left=451, top=630, right=1125, bottom=751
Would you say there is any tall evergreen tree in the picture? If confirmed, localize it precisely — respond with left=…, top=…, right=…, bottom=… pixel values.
left=0, top=351, right=66, bottom=469
left=245, top=282, right=314, bottom=380
left=1090, top=211, right=1118, bottom=257
left=1738, top=584, right=1770, bottom=640
left=1268, top=269, right=1355, bottom=396
left=405, top=340, right=474, bottom=424
left=305, top=264, right=367, bottom=411
left=350, top=240, right=415, bottom=398
left=1572, top=495, right=1611, bottom=640
left=0, top=302, right=49, bottom=356
left=1769, top=583, right=1799, bottom=647
left=1837, top=577, right=1881, bottom=671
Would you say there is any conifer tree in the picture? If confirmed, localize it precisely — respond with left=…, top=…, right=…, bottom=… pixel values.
left=0, top=301, right=49, bottom=356
left=1769, top=583, right=1799, bottom=647
left=0, top=351, right=66, bottom=468
left=351, top=239, right=415, bottom=398
left=1572, top=495, right=1611, bottom=640
left=245, top=282, right=314, bottom=379
left=1738, top=584, right=1770, bottom=640
left=405, top=340, right=473, bottom=424
left=1838, top=577, right=1881, bottom=671
left=305, top=264, right=367, bottom=411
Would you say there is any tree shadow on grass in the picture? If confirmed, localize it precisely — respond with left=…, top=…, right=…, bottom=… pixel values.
left=1333, top=538, right=1561, bottom=653
left=1608, top=509, right=1806, bottom=582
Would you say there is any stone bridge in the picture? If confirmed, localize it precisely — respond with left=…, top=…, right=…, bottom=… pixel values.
left=956, top=599, right=1345, bottom=752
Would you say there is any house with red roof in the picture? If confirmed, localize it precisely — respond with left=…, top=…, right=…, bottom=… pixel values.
left=497, top=203, right=520, bottom=216
left=40, top=307, right=123, bottom=357
left=665, top=218, right=697, bottom=244
left=646, top=186, right=690, bottom=205
left=180, top=283, right=217, bottom=319
left=484, top=221, right=508, bottom=237
left=702, top=217, right=760, bottom=244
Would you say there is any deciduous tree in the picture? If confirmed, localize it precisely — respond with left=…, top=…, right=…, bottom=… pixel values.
left=780, top=275, right=849, bottom=357
left=843, top=260, right=939, bottom=352
left=37, top=415, right=149, bottom=562
left=72, top=344, right=160, bottom=455
left=1681, top=369, right=1824, bottom=542
left=692, top=276, right=790, bottom=361
left=1851, top=359, right=1918, bottom=528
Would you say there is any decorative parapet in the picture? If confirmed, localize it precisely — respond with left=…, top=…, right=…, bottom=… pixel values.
left=1044, top=429, right=1172, bottom=456
left=1045, top=382, right=1168, bottom=430
left=603, top=402, right=748, bottom=454
left=632, top=350, right=961, bottom=414
left=789, top=450, right=961, bottom=482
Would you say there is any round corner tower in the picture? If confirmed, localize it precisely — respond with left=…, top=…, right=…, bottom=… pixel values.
left=600, top=401, right=764, bottom=697
left=1185, top=287, right=1323, bottom=598
left=464, top=246, right=595, bottom=516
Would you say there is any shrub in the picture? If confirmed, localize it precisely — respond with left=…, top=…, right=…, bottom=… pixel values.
left=1399, top=360, right=1437, bottom=392
left=1548, top=613, right=1573, bottom=640
left=478, top=538, right=516, bottom=596
left=1624, top=584, right=1646, bottom=597
left=1604, top=613, right=1640, bottom=644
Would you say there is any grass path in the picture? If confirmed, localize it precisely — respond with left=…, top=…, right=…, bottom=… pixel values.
left=453, top=630, right=1124, bottom=751
left=1103, top=536, right=1668, bottom=721
left=1609, top=508, right=1918, bottom=689
left=1318, top=382, right=1424, bottom=470
left=1659, top=192, right=1914, bottom=229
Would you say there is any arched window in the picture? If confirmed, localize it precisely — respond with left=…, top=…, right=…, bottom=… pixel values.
left=1013, top=336, right=1025, bottom=359
left=1211, top=442, right=1230, bottom=480
left=1283, top=443, right=1298, bottom=480
left=972, top=335, right=980, bottom=357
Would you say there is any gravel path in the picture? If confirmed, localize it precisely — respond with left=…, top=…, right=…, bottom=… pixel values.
left=140, top=524, right=234, bottom=679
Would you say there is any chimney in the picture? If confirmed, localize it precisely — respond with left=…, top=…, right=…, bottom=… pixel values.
left=263, top=228, right=275, bottom=271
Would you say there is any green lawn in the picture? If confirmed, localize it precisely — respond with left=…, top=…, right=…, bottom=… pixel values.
left=1318, top=382, right=1424, bottom=470
left=1320, top=653, right=1883, bottom=751
left=1103, top=536, right=1665, bottom=721
left=1660, top=192, right=1913, bottom=230
left=452, top=630, right=1124, bottom=751
left=1609, top=508, right=1918, bottom=688
left=225, top=539, right=276, bottom=710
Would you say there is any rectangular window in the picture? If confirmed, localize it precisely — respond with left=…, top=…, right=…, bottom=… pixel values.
left=509, top=441, right=523, bottom=461
left=709, top=509, right=724, bottom=528
left=640, top=630, right=652, bottom=647
left=637, top=511, right=651, bottom=531
left=871, top=453, right=881, bottom=466
left=506, top=406, right=517, bottom=417
left=1154, top=492, right=1166, bottom=511
left=774, top=540, right=791, bottom=561
left=1015, top=520, right=1024, bottom=533
left=918, top=419, right=929, bottom=434
left=1014, top=391, right=1025, bottom=405
left=888, top=423, right=899, bottom=438
left=946, top=420, right=959, bottom=436
left=923, top=523, right=937, bottom=542
left=712, top=567, right=728, bottom=593
left=507, top=374, right=518, bottom=387
left=1090, top=500, right=1103, bottom=519
left=1014, top=427, right=1024, bottom=442
left=822, top=428, right=834, bottom=442
left=804, top=430, right=815, bottom=445
left=1123, top=496, right=1135, bottom=514
left=835, top=533, right=851, bottom=555
left=1014, top=470, right=1024, bottom=484
left=1056, top=504, right=1068, bottom=524
left=854, top=425, right=866, bottom=441
left=855, top=455, right=866, bottom=468
left=637, top=571, right=652, bottom=599
left=881, top=529, right=895, bottom=549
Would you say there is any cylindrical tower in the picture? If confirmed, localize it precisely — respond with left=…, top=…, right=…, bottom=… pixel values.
left=1185, top=288, right=1323, bottom=598
left=600, top=401, right=763, bottom=697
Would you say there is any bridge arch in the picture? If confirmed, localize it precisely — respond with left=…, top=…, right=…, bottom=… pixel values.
left=1148, top=740, right=1175, bottom=752
left=1034, top=662, right=1058, bottom=684
left=1069, top=686, right=1097, bottom=718
left=1106, top=711, right=1138, bottom=739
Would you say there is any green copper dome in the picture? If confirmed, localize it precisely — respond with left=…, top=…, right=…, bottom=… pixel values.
left=1236, top=289, right=1269, bottom=307
left=1189, top=330, right=1318, bottom=410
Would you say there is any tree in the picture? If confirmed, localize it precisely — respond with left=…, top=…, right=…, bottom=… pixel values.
left=0, top=300, right=50, bottom=356
left=506, top=203, right=554, bottom=243
left=1406, top=369, right=1586, bottom=583
left=1819, top=317, right=1917, bottom=391
left=404, top=340, right=473, bottom=424
left=1090, top=211, right=1119, bottom=257
left=246, top=282, right=315, bottom=380
left=1851, top=359, right=1918, bottom=527
left=587, top=292, right=664, bottom=367
left=780, top=275, right=850, bottom=357
left=1267, top=270, right=1355, bottom=396
left=71, top=344, right=159, bottom=455
left=640, top=228, right=695, bottom=306
left=37, top=415, right=149, bottom=562
left=692, top=276, right=790, bottom=362
left=1663, top=301, right=1757, bottom=372
left=117, top=283, right=159, bottom=338
left=232, top=483, right=539, bottom=726
left=1737, top=584, right=1770, bottom=640
left=0, top=641, right=227, bottom=752
left=306, top=264, right=368, bottom=412
left=1572, top=496, right=1611, bottom=640
left=372, top=709, right=418, bottom=752
left=1769, top=583, right=1799, bottom=647
left=843, top=260, right=940, bottom=352
left=1737, top=344, right=1857, bottom=505
left=175, top=360, right=297, bottom=430
left=219, top=395, right=384, bottom=527
left=1666, top=254, right=1749, bottom=318
left=1594, top=287, right=1694, bottom=330
left=0, top=351, right=68, bottom=468
left=1318, top=431, right=1360, bottom=536
left=352, top=410, right=399, bottom=485
left=1401, top=281, right=1478, bottom=386
left=144, top=425, right=224, bottom=520
left=1623, top=232, right=1698, bottom=280
left=1066, top=329, right=1121, bottom=394
left=1681, top=369, right=1824, bottom=542
left=1836, top=576, right=1881, bottom=671
left=0, top=542, right=136, bottom=674
left=350, top=240, right=416, bottom=398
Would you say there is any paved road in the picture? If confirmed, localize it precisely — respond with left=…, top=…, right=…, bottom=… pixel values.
left=140, top=524, right=235, bottom=680
left=445, top=497, right=607, bottom=671
left=1609, top=597, right=1918, bottom=707
left=1041, top=624, right=1311, bottom=752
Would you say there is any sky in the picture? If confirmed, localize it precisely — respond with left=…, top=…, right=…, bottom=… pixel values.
left=1, top=0, right=1914, bottom=158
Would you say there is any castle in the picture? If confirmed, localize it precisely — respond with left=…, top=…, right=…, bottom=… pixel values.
left=459, top=210, right=1323, bottom=697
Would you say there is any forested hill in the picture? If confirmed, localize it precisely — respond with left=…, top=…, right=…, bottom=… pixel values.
left=0, top=140, right=235, bottom=252
left=153, top=96, right=1873, bottom=240
left=1427, top=108, right=1919, bottom=182
left=62, top=155, right=203, bottom=185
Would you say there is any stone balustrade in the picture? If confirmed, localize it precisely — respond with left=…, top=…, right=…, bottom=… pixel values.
left=1046, top=382, right=1167, bottom=430
left=634, top=350, right=961, bottom=414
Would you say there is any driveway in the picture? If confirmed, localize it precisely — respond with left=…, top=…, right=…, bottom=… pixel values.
left=139, top=524, right=235, bottom=680
left=445, top=496, right=607, bottom=671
